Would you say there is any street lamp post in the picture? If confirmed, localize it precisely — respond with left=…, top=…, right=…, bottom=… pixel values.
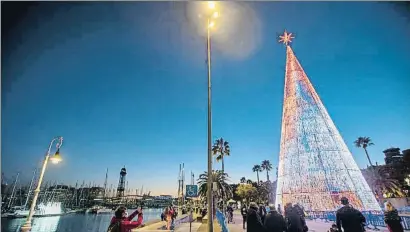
left=206, top=14, right=214, bottom=232
left=206, top=2, right=218, bottom=231
left=20, top=136, right=64, bottom=232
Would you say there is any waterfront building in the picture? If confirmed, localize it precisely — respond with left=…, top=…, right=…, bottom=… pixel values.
left=384, top=148, right=403, bottom=165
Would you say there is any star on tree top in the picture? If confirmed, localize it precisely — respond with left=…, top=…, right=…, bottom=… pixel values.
left=278, top=30, right=295, bottom=46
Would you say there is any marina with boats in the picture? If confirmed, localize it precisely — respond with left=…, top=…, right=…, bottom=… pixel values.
left=1, top=168, right=175, bottom=220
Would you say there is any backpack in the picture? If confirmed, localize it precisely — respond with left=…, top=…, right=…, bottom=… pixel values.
left=107, top=221, right=121, bottom=232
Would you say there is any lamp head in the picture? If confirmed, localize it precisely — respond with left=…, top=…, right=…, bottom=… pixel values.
left=50, top=148, right=62, bottom=164
left=208, top=2, right=215, bottom=9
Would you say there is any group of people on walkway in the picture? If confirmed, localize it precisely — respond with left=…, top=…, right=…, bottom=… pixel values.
left=240, top=197, right=405, bottom=232
left=160, top=205, right=178, bottom=230
left=241, top=202, right=307, bottom=232
left=335, top=198, right=404, bottom=232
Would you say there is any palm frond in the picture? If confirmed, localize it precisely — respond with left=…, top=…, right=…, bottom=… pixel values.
left=196, top=170, right=233, bottom=200
left=212, top=138, right=230, bottom=159
left=261, top=160, right=273, bottom=171
left=216, top=154, right=223, bottom=162
left=363, top=166, right=404, bottom=198
left=253, top=165, right=262, bottom=172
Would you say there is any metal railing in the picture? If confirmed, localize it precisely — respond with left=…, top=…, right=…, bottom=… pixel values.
left=305, top=211, right=410, bottom=230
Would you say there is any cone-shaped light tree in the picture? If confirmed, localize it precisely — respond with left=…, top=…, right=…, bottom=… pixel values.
left=275, top=31, right=380, bottom=211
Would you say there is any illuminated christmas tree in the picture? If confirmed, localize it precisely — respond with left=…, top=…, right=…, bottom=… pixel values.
left=275, top=31, right=380, bottom=211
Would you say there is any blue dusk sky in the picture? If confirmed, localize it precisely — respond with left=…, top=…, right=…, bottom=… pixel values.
left=2, top=2, right=409, bottom=195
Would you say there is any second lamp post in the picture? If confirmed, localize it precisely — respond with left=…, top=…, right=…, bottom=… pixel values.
left=20, top=136, right=64, bottom=232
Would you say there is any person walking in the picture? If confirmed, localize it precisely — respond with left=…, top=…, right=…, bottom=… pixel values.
left=241, top=203, right=248, bottom=229
left=384, top=201, right=404, bottom=232
left=336, top=197, right=366, bottom=232
left=247, top=202, right=266, bottom=232
left=226, top=204, right=234, bottom=223
left=164, top=207, right=172, bottom=230
left=293, top=203, right=308, bottom=232
left=284, top=204, right=304, bottom=232
left=259, top=203, right=267, bottom=223
left=264, top=205, right=287, bottom=232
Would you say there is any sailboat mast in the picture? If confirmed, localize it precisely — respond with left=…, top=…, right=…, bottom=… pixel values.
left=103, top=168, right=108, bottom=199
left=7, top=172, right=20, bottom=209
left=24, top=168, right=37, bottom=209
left=182, top=163, right=185, bottom=206
left=73, top=181, right=78, bottom=208
left=19, top=184, right=23, bottom=207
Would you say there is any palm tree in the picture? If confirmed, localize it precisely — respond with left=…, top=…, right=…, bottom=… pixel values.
left=261, top=160, right=273, bottom=182
left=240, top=177, right=246, bottom=184
left=362, top=166, right=404, bottom=203
left=246, top=179, right=253, bottom=185
left=198, top=170, right=232, bottom=199
left=354, top=137, right=375, bottom=167
left=252, top=165, right=262, bottom=183
left=197, top=171, right=233, bottom=215
left=212, top=138, right=230, bottom=174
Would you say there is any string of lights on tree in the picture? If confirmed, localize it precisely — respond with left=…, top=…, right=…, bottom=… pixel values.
left=275, top=31, right=380, bottom=211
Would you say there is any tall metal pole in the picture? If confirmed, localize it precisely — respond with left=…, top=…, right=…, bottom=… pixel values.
left=206, top=17, right=214, bottom=232
left=21, top=136, right=63, bottom=232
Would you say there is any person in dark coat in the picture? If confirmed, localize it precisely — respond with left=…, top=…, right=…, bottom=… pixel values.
left=285, top=205, right=305, bottom=232
left=264, top=205, right=287, bottom=232
left=293, top=204, right=305, bottom=219
left=384, top=201, right=404, bottom=232
left=259, top=203, right=267, bottom=223
left=241, top=204, right=248, bottom=229
left=247, top=202, right=266, bottom=232
left=336, top=197, right=366, bottom=232
left=293, top=203, right=308, bottom=232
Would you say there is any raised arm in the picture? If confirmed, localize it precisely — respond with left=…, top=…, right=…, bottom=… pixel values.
left=122, top=213, right=144, bottom=230
left=127, top=208, right=141, bottom=221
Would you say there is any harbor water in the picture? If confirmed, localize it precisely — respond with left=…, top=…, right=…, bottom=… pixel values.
left=1, top=208, right=162, bottom=232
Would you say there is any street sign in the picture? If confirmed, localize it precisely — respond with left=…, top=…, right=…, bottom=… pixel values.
left=186, top=185, right=198, bottom=197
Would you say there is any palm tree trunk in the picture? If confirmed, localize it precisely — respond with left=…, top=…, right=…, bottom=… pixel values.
left=257, top=172, right=260, bottom=183
left=222, top=156, right=225, bottom=174
left=364, top=148, right=374, bottom=167
left=221, top=157, right=225, bottom=214
left=266, top=170, right=269, bottom=182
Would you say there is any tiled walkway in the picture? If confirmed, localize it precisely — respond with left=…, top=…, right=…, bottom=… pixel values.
left=174, top=211, right=393, bottom=232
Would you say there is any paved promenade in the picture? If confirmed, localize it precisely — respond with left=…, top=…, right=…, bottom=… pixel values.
left=171, top=211, right=392, bottom=232
left=226, top=212, right=390, bottom=232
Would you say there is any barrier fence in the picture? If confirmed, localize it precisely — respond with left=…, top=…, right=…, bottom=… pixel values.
left=216, top=209, right=229, bottom=232
left=305, top=211, right=410, bottom=230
